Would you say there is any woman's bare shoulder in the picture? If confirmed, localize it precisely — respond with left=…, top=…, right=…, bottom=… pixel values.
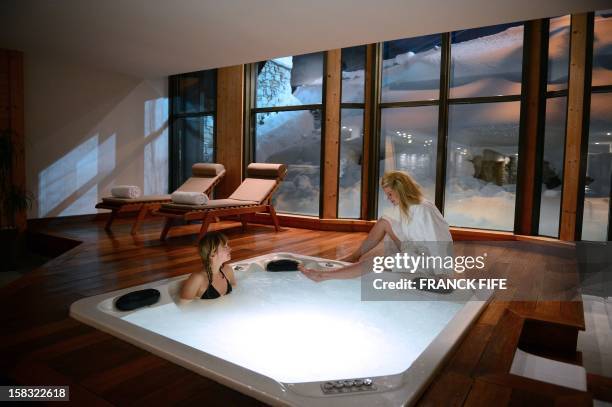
left=180, top=272, right=208, bottom=300
left=185, top=272, right=205, bottom=284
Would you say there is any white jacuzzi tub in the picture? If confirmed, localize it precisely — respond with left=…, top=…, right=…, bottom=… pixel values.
left=70, top=252, right=491, bottom=406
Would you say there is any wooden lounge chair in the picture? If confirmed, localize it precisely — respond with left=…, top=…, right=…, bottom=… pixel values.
left=96, top=163, right=226, bottom=234
left=155, top=163, right=287, bottom=241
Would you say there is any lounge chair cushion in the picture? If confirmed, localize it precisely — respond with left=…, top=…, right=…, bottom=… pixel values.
left=162, top=198, right=259, bottom=211
left=229, top=178, right=278, bottom=203
left=192, top=163, right=226, bottom=177
left=177, top=177, right=217, bottom=193
left=246, top=163, right=287, bottom=179
left=102, top=195, right=170, bottom=204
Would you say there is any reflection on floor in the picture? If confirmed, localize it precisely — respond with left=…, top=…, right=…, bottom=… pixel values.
left=578, top=295, right=612, bottom=377
left=0, top=271, right=21, bottom=288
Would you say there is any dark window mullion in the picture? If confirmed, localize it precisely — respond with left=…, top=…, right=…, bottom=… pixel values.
left=252, top=104, right=323, bottom=114
left=591, top=84, right=612, bottom=93
left=448, top=95, right=522, bottom=104
left=436, top=32, right=451, bottom=213
left=173, top=111, right=216, bottom=119
left=546, top=89, right=569, bottom=98
left=379, top=100, right=439, bottom=108
left=340, top=103, right=365, bottom=109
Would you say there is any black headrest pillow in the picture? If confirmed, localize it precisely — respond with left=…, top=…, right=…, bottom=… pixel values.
left=266, top=259, right=300, bottom=272
left=115, top=288, right=161, bottom=311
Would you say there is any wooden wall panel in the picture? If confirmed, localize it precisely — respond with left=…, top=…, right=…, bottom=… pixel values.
left=216, top=65, right=244, bottom=199
left=8, top=51, right=26, bottom=230
left=516, top=20, right=545, bottom=235
left=0, top=52, right=9, bottom=129
left=560, top=14, right=589, bottom=241
left=0, top=49, right=26, bottom=230
left=322, top=49, right=341, bottom=219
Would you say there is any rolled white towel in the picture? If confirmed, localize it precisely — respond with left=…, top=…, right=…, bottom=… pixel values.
left=111, top=185, right=141, bottom=198
left=171, top=191, right=209, bottom=205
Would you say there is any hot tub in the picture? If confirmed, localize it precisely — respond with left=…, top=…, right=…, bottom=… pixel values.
left=70, top=252, right=491, bottom=406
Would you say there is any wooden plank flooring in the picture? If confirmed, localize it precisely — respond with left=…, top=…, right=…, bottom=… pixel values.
left=0, top=217, right=593, bottom=405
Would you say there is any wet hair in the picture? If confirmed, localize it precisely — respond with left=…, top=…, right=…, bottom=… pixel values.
left=198, top=232, right=229, bottom=284
left=381, top=171, right=423, bottom=219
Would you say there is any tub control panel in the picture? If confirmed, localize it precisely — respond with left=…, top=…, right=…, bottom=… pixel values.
left=320, top=378, right=377, bottom=394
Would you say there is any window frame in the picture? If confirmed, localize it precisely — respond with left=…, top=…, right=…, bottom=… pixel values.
left=245, top=53, right=327, bottom=217
left=579, top=11, right=612, bottom=241
left=168, top=69, right=218, bottom=191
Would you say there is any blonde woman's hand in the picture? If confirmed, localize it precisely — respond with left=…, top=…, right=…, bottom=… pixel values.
left=298, top=264, right=328, bottom=282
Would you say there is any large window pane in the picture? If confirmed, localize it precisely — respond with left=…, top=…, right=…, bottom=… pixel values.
left=256, top=52, right=324, bottom=108
left=381, top=35, right=441, bottom=103
left=547, top=15, right=571, bottom=92
left=174, top=115, right=214, bottom=183
left=592, top=10, right=612, bottom=87
left=582, top=93, right=612, bottom=241
left=341, top=46, right=366, bottom=103
left=450, top=23, right=524, bottom=98
left=444, top=102, right=520, bottom=230
left=254, top=110, right=322, bottom=216
left=539, top=97, right=567, bottom=237
left=173, top=70, right=216, bottom=114
left=378, top=106, right=438, bottom=217
left=338, top=109, right=364, bottom=218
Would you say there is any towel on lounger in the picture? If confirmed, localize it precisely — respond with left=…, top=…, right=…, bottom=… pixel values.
left=111, top=185, right=141, bottom=198
left=171, top=191, right=209, bottom=205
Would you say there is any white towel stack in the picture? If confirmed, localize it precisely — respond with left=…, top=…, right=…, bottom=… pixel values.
left=111, top=185, right=141, bottom=198
left=171, top=191, right=209, bottom=205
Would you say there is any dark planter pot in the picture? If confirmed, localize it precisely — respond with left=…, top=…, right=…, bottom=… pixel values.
left=0, top=228, right=18, bottom=272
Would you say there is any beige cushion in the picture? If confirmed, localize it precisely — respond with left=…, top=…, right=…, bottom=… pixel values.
left=102, top=195, right=170, bottom=204
left=229, top=178, right=277, bottom=203
left=192, top=163, right=226, bottom=177
left=177, top=177, right=216, bottom=193
left=246, top=163, right=287, bottom=179
left=162, top=198, right=258, bottom=211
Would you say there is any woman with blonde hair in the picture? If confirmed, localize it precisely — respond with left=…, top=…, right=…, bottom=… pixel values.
left=300, top=170, right=451, bottom=281
left=180, top=232, right=236, bottom=300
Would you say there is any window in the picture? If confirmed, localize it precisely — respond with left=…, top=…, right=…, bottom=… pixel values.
left=378, top=35, right=441, bottom=218
left=378, top=105, right=439, bottom=215
left=169, top=70, right=216, bottom=190
left=538, top=15, right=571, bottom=237
left=252, top=52, right=324, bottom=216
left=375, top=24, right=524, bottom=231
left=449, top=25, right=524, bottom=98
left=339, top=46, right=366, bottom=218
left=444, top=23, right=524, bottom=231
left=381, top=35, right=441, bottom=102
left=582, top=9, right=612, bottom=241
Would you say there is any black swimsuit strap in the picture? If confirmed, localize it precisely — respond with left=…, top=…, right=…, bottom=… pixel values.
left=201, top=269, right=232, bottom=299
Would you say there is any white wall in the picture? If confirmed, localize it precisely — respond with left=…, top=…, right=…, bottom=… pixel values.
left=24, top=53, right=168, bottom=219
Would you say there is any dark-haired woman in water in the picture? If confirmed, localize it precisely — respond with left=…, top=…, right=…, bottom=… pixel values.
left=180, top=232, right=236, bottom=300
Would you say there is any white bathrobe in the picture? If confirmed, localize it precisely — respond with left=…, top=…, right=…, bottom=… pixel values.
left=381, top=199, right=452, bottom=243
left=381, top=199, right=452, bottom=274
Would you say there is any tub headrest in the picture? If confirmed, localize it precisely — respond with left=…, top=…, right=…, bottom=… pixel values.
left=266, top=259, right=300, bottom=272
left=115, top=288, right=161, bottom=311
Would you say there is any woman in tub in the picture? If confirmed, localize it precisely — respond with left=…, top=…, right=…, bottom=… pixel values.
left=300, top=170, right=452, bottom=281
left=180, top=232, right=236, bottom=300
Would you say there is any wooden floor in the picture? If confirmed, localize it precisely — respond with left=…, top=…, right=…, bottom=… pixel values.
left=0, top=217, right=599, bottom=406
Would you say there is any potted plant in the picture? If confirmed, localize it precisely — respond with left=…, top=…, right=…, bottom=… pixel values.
left=0, top=129, right=33, bottom=271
